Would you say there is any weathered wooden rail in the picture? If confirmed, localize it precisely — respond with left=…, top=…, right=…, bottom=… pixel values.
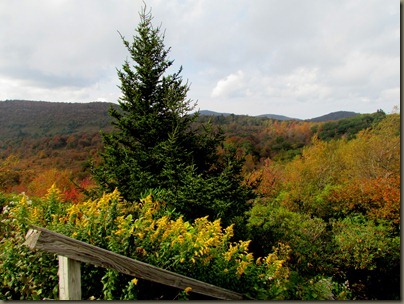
left=24, top=225, right=243, bottom=300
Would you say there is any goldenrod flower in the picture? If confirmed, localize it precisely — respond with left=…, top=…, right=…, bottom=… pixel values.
left=32, top=207, right=40, bottom=221
left=245, top=253, right=254, bottom=261
left=114, top=229, right=122, bottom=236
left=223, top=244, right=238, bottom=261
left=67, top=204, right=80, bottom=217
left=177, top=235, right=184, bottom=244
left=236, top=260, right=250, bottom=276
left=265, top=253, right=276, bottom=264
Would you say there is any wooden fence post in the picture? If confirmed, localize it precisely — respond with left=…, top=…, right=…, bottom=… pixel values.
left=58, top=256, right=81, bottom=300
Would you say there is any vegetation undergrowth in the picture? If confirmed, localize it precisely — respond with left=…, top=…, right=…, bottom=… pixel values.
left=1, top=186, right=351, bottom=300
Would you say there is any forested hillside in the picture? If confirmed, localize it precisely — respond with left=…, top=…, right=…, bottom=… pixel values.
left=306, top=111, right=359, bottom=122
left=0, top=100, right=116, bottom=139
left=0, top=6, right=400, bottom=301
left=0, top=100, right=386, bottom=199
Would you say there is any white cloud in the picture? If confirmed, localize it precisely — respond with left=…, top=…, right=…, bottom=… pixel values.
left=211, top=70, right=246, bottom=98
left=0, top=0, right=140, bottom=90
left=378, top=87, right=400, bottom=104
left=282, top=68, right=331, bottom=100
left=329, top=52, right=380, bottom=86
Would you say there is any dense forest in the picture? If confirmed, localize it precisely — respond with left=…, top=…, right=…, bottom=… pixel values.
left=0, top=100, right=387, bottom=203
left=0, top=6, right=400, bottom=301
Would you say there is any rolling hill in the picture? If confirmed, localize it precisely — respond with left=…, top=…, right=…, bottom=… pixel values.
left=0, top=100, right=117, bottom=140
left=0, top=100, right=362, bottom=141
left=307, top=111, right=360, bottom=122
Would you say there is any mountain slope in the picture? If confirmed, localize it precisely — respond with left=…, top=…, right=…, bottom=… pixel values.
left=256, top=113, right=299, bottom=120
left=0, top=100, right=364, bottom=142
left=307, top=111, right=360, bottom=122
left=0, top=100, right=116, bottom=139
left=200, top=110, right=299, bottom=121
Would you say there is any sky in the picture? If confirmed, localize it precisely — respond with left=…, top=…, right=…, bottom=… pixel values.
left=0, top=0, right=400, bottom=119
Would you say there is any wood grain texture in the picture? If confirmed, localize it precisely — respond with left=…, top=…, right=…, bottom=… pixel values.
left=58, top=256, right=81, bottom=300
left=24, top=225, right=243, bottom=300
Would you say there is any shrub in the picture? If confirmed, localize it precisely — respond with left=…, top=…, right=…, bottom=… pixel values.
left=1, top=186, right=292, bottom=300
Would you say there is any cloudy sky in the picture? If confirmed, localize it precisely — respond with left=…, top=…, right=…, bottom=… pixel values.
left=0, top=0, right=400, bottom=119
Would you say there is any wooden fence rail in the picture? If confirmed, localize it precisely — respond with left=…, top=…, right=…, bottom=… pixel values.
left=24, top=225, right=243, bottom=300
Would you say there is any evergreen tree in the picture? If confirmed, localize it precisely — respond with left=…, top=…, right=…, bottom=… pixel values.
left=94, top=6, right=254, bottom=225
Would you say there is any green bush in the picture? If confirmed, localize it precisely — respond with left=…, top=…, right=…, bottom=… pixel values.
left=1, top=186, right=293, bottom=300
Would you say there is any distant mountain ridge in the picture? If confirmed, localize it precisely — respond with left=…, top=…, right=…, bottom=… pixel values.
left=0, top=100, right=361, bottom=140
left=306, top=111, right=360, bottom=122
left=199, top=110, right=297, bottom=120
left=199, top=109, right=359, bottom=121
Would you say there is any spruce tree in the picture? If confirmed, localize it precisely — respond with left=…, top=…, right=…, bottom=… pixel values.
left=94, top=6, right=253, bottom=225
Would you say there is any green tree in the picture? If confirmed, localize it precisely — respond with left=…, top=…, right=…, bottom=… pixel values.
left=93, top=6, right=253, bottom=225
left=331, top=215, right=400, bottom=300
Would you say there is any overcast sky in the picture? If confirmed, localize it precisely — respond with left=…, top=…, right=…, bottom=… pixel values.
left=0, top=0, right=400, bottom=119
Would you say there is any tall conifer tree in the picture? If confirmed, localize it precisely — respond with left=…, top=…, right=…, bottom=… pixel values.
left=94, top=6, right=253, bottom=225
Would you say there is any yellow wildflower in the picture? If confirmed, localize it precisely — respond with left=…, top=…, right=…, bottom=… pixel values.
left=184, top=287, right=192, bottom=295
left=177, top=235, right=184, bottom=244
left=45, top=183, right=62, bottom=201
left=132, top=278, right=138, bottom=285
left=31, top=207, right=41, bottom=221
left=115, top=228, right=125, bottom=236
left=223, top=244, right=238, bottom=261
left=236, top=260, right=251, bottom=277
left=265, top=253, right=276, bottom=265
left=67, top=203, right=80, bottom=217
left=246, top=253, right=254, bottom=261
left=274, top=260, right=285, bottom=276
left=239, top=240, right=251, bottom=253
left=224, top=224, right=234, bottom=239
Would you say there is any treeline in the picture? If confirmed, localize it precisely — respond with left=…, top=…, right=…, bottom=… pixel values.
left=0, top=111, right=386, bottom=200
left=0, top=100, right=115, bottom=139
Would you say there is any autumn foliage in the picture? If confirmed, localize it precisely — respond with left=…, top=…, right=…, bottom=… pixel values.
left=246, top=114, right=400, bottom=299
left=0, top=4, right=399, bottom=299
